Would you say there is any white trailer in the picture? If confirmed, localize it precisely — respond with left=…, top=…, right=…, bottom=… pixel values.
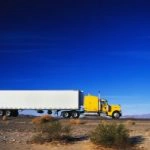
left=0, top=90, right=84, bottom=118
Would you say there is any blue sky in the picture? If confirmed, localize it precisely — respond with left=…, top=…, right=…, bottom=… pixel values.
left=0, top=0, right=150, bottom=115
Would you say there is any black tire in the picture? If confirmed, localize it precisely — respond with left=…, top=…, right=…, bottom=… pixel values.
left=71, top=111, right=80, bottom=119
left=0, top=110, right=4, bottom=116
left=37, top=110, right=44, bottom=113
left=112, top=111, right=120, bottom=119
left=5, top=110, right=12, bottom=117
left=62, top=111, right=71, bottom=118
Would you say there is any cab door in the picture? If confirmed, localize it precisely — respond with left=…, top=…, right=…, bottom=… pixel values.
left=84, top=95, right=99, bottom=112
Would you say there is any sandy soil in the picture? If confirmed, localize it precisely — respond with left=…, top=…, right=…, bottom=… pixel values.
left=0, top=116, right=150, bottom=150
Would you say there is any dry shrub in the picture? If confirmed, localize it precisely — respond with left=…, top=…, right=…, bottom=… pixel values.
left=32, top=115, right=56, bottom=125
left=30, top=133, right=51, bottom=144
left=100, top=120, right=110, bottom=125
left=90, top=123, right=130, bottom=149
left=69, top=119, right=86, bottom=125
left=30, top=119, right=72, bottom=144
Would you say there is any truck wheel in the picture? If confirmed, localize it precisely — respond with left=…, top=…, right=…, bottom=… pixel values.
left=62, top=111, right=71, bottom=119
left=5, top=110, right=12, bottom=117
left=71, top=111, right=80, bottom=119
left=0, top=110, right=4, bottom=116
left=112, top=111, right=120, bottom=119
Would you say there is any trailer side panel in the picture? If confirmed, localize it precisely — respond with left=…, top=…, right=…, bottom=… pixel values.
left=0, top=90, right=82, bottom=110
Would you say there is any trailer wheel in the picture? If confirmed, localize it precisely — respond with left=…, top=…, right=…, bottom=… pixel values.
left=0, top=110, right=4, bottom=116
left=62, top=111, right=71, bottom=119
left=112, top=111, right=120, bottom=119
left=37, top=110, right=44, bottom=113
left=71, top=111, right=80, bottom=119
left=5, top=110, right=12, bottom=117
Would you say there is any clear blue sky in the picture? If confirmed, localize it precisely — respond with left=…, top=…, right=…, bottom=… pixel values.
left=0, top=0, right=150, bottom=115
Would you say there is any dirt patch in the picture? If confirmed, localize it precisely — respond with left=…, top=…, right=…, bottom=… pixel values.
left=0, top=116, right=150, bottom=150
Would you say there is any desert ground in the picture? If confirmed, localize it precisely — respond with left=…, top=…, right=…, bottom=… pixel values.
left=0, top=115, right=150, bottom=150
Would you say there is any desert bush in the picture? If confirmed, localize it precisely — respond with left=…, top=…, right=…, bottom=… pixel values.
left=90, top=123, right=130, bottom=149
left=32, top=115, right=56, bottom=125
left=30, top=133, right=51, bottom=144
left=100, top=120, right=110, bottom=125
left=30, top=119, right=72, bottom=144
left=38, top=121, right=62, bottom=138
left=62, top=124, right=72, bottom=136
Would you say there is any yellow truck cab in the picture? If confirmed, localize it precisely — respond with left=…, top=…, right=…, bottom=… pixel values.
left=84, top=95, right=122, bottom=119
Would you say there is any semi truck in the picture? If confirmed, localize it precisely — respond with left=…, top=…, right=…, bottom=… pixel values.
left=0, top=90, right=122, bottom=119
left=84, top=95, right=122, bottom=119
left=0, top=90, right=84, bottom=119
